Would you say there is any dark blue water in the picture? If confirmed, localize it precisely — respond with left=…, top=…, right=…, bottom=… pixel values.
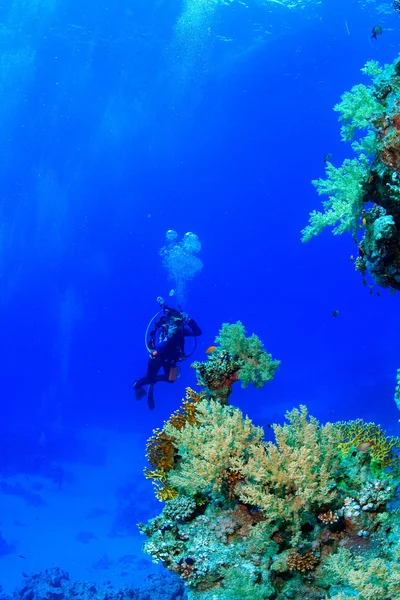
left=0, top=0, right=399, bottom=593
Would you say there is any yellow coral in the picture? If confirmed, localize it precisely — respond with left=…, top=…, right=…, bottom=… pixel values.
left=324, top=547, right=400, bottom=599
left=154, top=482, right=179, bottom=502
left=145, top=429, right=176, bottom=473
left=144, top=388, right=204, bottom=501
left=169, top=387, right=205, bottom=429
left=164, top=402, right=343, bottom=544
left=336, top=419, right=400, bottom=469
left=235, top=406, right=342, bottom=542
left=165, top=398, right=265, bottom=497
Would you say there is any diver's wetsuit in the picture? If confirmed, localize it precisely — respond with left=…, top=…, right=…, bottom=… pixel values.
left=134, top=312, right=202, bottom=409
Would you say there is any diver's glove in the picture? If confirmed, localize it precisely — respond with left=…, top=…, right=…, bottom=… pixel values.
left=181, top=312, right=190, bottom=323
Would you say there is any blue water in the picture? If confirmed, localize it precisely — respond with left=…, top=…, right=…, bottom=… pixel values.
left=1, top=0, right=400, bottom=593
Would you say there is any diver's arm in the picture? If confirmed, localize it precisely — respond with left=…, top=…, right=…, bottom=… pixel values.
left=183, top=318, right=202, bottom=337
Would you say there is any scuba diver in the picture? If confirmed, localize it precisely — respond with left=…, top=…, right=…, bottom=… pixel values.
left=133, top=297, right=202, bottom=409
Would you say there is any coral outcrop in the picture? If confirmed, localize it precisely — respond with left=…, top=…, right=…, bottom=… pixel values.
left=192, top=321, right=280, bottom=404
left=302, top=55, right=400, bottom=291
left=139, top=326, right=400, bottom=599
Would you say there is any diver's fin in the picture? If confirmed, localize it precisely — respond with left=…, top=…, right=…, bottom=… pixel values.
left=148, top=385, right=155, bottom=410
left=133, top=383, right=147, bottom=401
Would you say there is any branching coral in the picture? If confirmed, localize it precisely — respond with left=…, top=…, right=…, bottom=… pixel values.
left=287, top=550, right=318, bottom=572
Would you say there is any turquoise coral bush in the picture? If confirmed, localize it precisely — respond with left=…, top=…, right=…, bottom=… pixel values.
left=334, top=83, right=384, bottom=141
left=301, top=157, right=368, bottom=241
left=193, top=321, right=280, bottom=396
left=302, top=54, right=400, bottom=290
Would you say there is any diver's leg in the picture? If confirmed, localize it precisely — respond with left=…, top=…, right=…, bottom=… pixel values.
left=154, top=361, right=173, bottom=383
left=133, top=358, right=161, bottom=399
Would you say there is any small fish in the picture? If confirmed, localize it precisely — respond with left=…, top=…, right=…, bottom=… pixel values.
left=362, top=278, right=367, bottom=286
left=357, top=441, right=375, bottom=452
left=18, top=555, right=26, bottom=560
left=370, top=290, right=374, bottom=295
left=371, top=25, right=383, bottom=39
left=350, top=255, right=354, bottom=262
left=377, top=291, right=381, bottom=297
left=206, top=345, right=217, bottom=355
left=332, top=310, right=339, bottom=317
left=323, top=153, right=332, bottom=163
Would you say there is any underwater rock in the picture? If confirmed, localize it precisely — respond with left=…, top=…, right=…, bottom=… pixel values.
left=0, top=567, right=187, bottom=600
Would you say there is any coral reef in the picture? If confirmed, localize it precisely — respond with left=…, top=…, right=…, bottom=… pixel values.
left=192, top=321, right=280, bottom=403
left=302, top=55, right=400, bottom=291
left=0, top=567, right=186, bottom=600
left=139, top=330, right=400, bottom=599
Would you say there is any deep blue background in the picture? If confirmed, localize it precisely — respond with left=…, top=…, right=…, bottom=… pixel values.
left=1, top=0, right=400, bottom=474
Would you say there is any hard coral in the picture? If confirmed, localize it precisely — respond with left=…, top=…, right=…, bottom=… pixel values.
left=287, top=550, right=318, bottom=572
left=336, top=419, right=400, bottom=470
left=318, top=510, right=339, bottom=525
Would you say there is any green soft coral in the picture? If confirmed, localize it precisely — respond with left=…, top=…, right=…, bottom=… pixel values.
left=334, top=83, right=384, bottom=141
left=301, top=157, right=368, bottom=242
left=302, top=59, right=388, bottom=244
left=216, top=321, right=280, bottom=388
